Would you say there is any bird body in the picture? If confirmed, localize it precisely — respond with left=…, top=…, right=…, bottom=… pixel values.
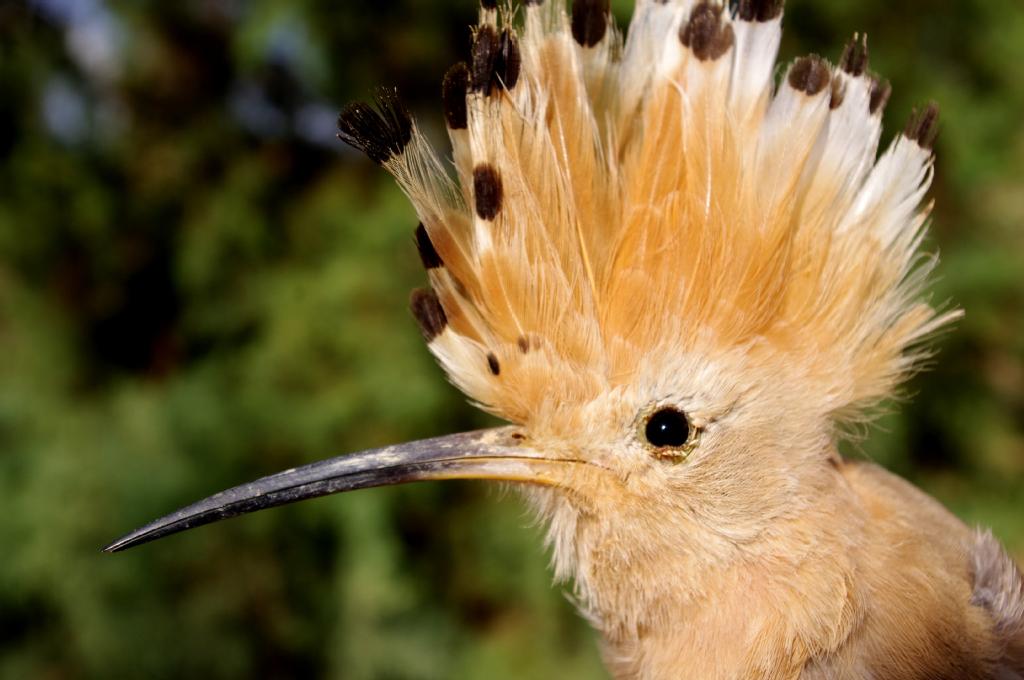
left=108, top=0, right=1024, bottom=677
left=583, top=457, right=1021, bottom=678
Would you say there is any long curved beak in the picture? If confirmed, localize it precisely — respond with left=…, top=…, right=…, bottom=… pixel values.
left=105, top=427, right=572, bottom=553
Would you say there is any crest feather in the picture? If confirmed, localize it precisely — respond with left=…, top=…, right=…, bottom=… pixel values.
left=342, top=0, right=957, bottom=427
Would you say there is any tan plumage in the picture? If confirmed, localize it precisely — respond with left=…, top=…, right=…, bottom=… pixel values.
left=358, top=1, right=1024, bottom=676
left=111, top=1, right=1024, bottom=677
left=386, top=3, right=951, bottom=430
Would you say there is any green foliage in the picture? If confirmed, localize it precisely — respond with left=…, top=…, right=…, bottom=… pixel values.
left=0, top=0, right=1021, bottom=677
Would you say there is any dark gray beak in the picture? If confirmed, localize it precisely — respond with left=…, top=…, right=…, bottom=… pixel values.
left=105, top=427, right=576, bottom=553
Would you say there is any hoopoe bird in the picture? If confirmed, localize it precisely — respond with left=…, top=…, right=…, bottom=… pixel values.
left=107, top=0, right=1024, bottom=677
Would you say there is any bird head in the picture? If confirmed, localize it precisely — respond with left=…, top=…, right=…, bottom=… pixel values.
left=107, top=0, right=957, bottom=631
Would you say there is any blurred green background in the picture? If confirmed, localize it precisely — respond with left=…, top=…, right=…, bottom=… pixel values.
left=0, top=0, right=1021, bottom=677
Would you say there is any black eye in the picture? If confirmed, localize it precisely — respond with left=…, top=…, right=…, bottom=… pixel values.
left=644, top=408, right=691, bottom=448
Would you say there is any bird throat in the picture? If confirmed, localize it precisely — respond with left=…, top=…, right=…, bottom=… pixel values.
left=534, top=480, right=863, bottom=679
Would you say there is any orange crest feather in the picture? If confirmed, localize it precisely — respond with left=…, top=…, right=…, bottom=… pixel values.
left=340, top=0, right=957, bottom=427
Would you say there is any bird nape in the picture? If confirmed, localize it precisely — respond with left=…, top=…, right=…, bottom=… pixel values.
left=107, top=0, right=1024, bottom=678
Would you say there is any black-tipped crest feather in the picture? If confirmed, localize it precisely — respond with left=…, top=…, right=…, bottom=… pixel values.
left=473, top=164, right=503, bottom=220
left=415, top=223, right=443, bottom=270
left=337, top=88, right=412, bottom=165
left=410, top=289, right=448, bottom=342
left=737, top=0, right=783, bottom=22
left=869, top=76, right=892, bottom=115
left=471, top=25, right=500, bottom=94
left=840, top=34, right=869, bottom=76
left=788, top=55, right=831, bottom=96
left=442, top=62, right=470, bottom=129
left=571, top=0, right=610, bottom=48
left=905, top=103, right=940, bottom=149
left=680, top=3, right=735, bottom=62
left=496, top=29, right=522, bottom=91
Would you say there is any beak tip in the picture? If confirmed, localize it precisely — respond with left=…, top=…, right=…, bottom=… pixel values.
left=104, top=527, right=157, bottom=553
left=102, top=536, right=132, bottom=554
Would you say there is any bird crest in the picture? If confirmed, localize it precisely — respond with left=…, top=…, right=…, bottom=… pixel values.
left=108, top=7, right=1022, bottom=675
left=338, top=0, right=957, bottom=431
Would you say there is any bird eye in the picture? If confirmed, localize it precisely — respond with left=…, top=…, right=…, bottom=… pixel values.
left=644, top=408, right=691, bottom=449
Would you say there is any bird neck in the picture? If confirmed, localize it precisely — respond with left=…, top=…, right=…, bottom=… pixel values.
left=539, top=457, right=864, bottom=678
